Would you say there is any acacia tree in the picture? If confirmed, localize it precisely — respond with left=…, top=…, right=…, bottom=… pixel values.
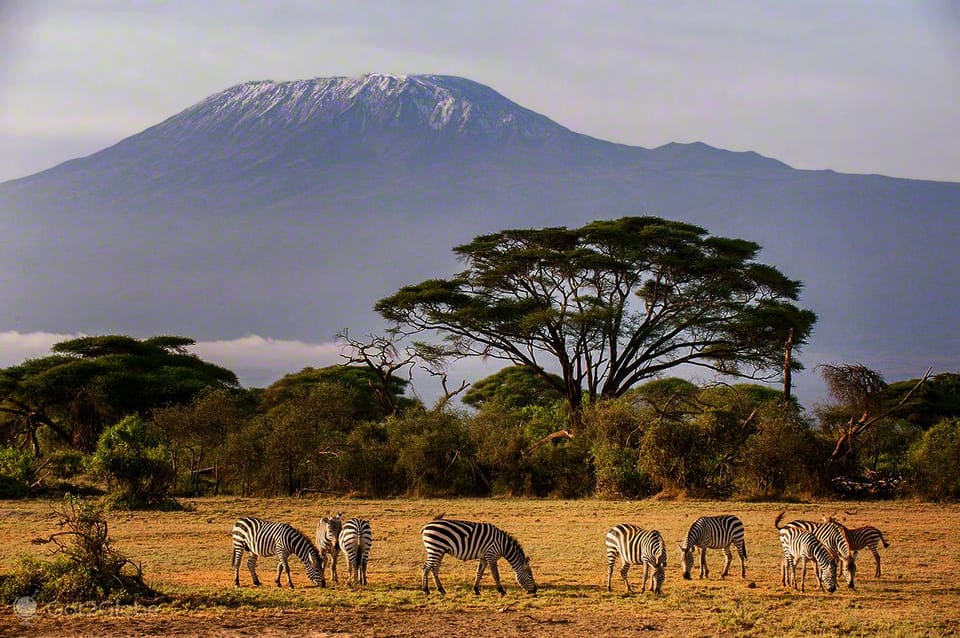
left=376, top=217, right=816, bottom=426
left=0, top=335, right=238, bottom=453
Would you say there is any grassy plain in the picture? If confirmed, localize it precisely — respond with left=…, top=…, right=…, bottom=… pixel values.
left=0, top=496, right=958, bottom=637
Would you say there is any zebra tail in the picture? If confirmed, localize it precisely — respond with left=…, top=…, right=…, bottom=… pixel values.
left=880, top=532, right=890, bottom=548
left=774, top=511, right=786, bottom=530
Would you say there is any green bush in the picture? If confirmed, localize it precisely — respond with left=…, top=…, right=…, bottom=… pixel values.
left=86, top=415, right=176, bottom=509
left=909, top=418, right=960, bottom=500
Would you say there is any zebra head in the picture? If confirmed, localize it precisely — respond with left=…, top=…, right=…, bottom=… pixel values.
left=514, top=556, right=538, bottom=594
left=818, top=554, right=838, bottom=594
left=677, top=543, right=694, bottom=580
left=303, top=547, right=326, bottom=587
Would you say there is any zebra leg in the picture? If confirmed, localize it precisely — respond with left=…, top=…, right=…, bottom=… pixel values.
left=606, top=558, right=615, bottom=592
left=620, top=563, right=632, bottom=593
left=233, top=546, right=243, bottom=587
left=720, top=547, right=733, bottom=578
left=640, top=562, right=649, bottom=594
left=737, top=542, right=747, bottom=578
left=247, top=555, right=261, bottom=587
left=698, top=546, right=709, bottom=579
left=473, top=560, right=487, bottom=595
left=488, top=560, right=506, bottom=596
left=332, top=547, right=339, bottom=584
left=871, top=547, right=882, bottom=578
left=360, top=554, right=368, bottom=586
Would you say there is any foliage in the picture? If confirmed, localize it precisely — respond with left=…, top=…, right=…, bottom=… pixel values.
left=376, top=216, right=816, bottom=425
left=0, top=494, right=156, bottom=603
left=733, top=402, right=827, bottom=500
left=385, top=408, right=481, bottom=496
left=0, top=335, right=238, bottom=453
left=890, top=372, right=960, bottom=429
left=909, top=418, right=960, bottom=499
left=263, top=382, right=358, bottom=495
left=86, top=416, right=176, bottom=509
left=152, top=387, right=254, bottom=495
left=462, top=365, right=565, bottom=410
left=259, top=364, right=413, bottom=420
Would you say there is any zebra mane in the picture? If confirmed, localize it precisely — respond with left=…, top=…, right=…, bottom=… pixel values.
left=502, top=530, right=529, bottom=562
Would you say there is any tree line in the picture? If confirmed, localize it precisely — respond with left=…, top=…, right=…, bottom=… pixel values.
left=1, top=216, right=957, bottom=505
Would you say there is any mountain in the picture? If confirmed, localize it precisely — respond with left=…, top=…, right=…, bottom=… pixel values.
left=1, top=73, right=958, bottom=403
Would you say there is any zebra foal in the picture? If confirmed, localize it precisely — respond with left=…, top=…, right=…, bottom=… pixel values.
left=841, top=523, right=890, bottom=578
left=677, top=515, right=747, bottom=580
left=605, top=523, right=667, bottom=594
left=420, top=518, right=537, bottom=595
left=231, top=517, right=324, bottom=588
left=339, top=518, right=373, bottom=586
left=316, top=512, right=343, bottom=584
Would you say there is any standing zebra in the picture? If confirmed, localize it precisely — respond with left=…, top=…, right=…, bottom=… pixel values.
left=605, top=523, right=667, bottom=594
left=774, top=511, right=856, bottom=588
left=339, top=518, right=373, bottom=586
left=777, top=526, right=838, bottom=593
left=316, top=512, right=343, bottom=584
left=420, top=518, right=537, bottom=595
left=231, top=517, right=324, bottom=588
left=842, top=524, right=890, bottom=578
left=677, top=515, right=747, bottom=580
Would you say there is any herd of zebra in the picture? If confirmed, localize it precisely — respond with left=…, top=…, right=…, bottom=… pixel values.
left=229, top=511, right=889, bottom=595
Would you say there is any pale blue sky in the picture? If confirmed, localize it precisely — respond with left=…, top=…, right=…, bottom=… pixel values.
left=1, top=0, right=958, bottom=183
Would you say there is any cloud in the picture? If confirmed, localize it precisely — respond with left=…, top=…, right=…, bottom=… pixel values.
left=189, top=335, right=344, bottom=387
left=0, top=330, right=79, bottom=366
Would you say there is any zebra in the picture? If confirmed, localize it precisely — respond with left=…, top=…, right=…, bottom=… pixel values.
left=777, top=526, right=838, bottom=593
left=339, top=518, right=373, bottom=586
left=231, top=517, right=324, bottom=588
left=316, top=512, right=343, bottom=584
left=605, top=523, right=667, bottom=594
left=842, top=524, right=890, bottom=578
left=420, top=518, right=537, bottom=596
left=677, top=515, right=747, bottom=580
left=774, top=511, right=856, bottom=588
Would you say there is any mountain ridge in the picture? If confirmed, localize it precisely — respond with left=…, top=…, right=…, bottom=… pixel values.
left=1, top=73, right=957, bottom=404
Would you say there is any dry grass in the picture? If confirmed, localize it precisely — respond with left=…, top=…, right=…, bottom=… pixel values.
left=1, top=496, right=959, bottom=637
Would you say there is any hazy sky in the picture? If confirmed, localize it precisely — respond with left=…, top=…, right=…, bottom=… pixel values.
left=1, top=0, right=959, bottom=184
left=1, top=1, right=958, bottom=401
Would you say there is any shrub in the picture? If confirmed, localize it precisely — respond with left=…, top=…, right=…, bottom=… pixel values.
left=909, top=417, right=960, bottom=500
left=0, top=495, right=157, bottom=603
left=86, top=415, right=176, bottom=509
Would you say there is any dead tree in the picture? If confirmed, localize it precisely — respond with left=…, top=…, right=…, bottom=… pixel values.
left=823, top=364, right=933, bottom=466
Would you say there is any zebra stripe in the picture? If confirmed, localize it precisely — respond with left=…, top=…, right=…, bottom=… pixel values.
left=231, top=517, right=324, bottom=588
left=845, top=525, right=889, bottom=578
left=316, top=512, right=343, bottom=584
left=605, top=524, right=667, bottom=594
left=420, top=519, right=537, bottom=595
left=677, top=515, right=747, bottom=580
left=339, top=518, right=373, bottom=586
left=774, top=512, right=856, bottom=588
left=778, top=526, right=837, bottom=593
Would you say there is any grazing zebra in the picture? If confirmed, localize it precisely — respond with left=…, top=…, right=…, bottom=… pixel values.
left=843, top=524, right=890, bottom=578
left=420, top=519, right=537, bottom=596
left=231, top=517, right=324, bottom=588
left=339, top=518, right=373, bottom=586
left=605, top=524, right=667, bottom=594
left=777, top=526, right=838, bottom=593
left=316, top=512, right=343, bottom=584
left=774, top=511, right=856, bottom=588
left=677, top=515, right=747, bottom=580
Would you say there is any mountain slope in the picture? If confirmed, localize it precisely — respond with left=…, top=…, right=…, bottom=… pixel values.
left=0, top=73, right=957, bottom=403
